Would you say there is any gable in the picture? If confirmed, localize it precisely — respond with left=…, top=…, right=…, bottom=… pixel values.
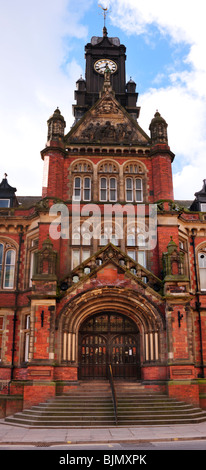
left=65, top=91, right=149, bottom=145
left=59, top=243, right=163, bottom=299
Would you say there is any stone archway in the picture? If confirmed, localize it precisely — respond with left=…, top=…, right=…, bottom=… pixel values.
left=58, top=286, right=166, bottom=381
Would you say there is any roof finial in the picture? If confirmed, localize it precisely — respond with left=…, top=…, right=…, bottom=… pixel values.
left=98, top=4, right=109, bottom=35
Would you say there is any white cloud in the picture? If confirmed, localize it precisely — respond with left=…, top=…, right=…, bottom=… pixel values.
left=1, top=0, right=206, bottom=201
left=0, top=1, right=88, bottom=195
left=107, top=0, right=206, bottom=199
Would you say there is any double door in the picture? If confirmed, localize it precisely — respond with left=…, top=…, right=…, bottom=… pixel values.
left=79, top=313, right=140, bottom=379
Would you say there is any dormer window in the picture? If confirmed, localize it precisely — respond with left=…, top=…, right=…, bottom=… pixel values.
left=0, top=199, right=10, bottom=208
left=0, top=175, right=18, bottom=208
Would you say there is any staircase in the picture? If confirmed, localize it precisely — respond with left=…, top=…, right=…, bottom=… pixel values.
left=4, top=380, right=206, bottom=428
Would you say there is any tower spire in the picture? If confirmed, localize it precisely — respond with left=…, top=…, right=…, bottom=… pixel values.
left=98, top=4, right=109, bottom=36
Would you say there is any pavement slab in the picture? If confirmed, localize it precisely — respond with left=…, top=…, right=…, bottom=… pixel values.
left=1, top=421, right=206, bottom=445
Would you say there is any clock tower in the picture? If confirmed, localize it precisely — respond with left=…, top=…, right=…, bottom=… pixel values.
left=73, top=26, right=140, bottom=122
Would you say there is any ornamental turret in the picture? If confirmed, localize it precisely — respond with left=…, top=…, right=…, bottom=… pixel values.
left=47, top=107, right=66, bottom=143
left=149, top=111, right=168, bottom=145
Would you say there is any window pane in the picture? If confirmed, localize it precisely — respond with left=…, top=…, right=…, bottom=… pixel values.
left=138, top=250, right=146, bottom=268
left=5, top=250, right=15, bottom=265
left=126, top=179, right=133, bottom=202
left=127, top=250, right=136, bottom=261
left=136, top=179, right=142, bottom=189
left=0, top=332, right=2, bottom=361
left=110, top=235, right=118, bottom=246
left=72, top=250, right=80, bottom=269
left=84, top=178, right=91, bottom=201
left=100, top=178, right=107, bottom=201
left=84, top=190, right=90, bottom=201
left=101, top=178, right=107, bottom=188
left=126, top=178, right=132, bottom=189
left=82, top=232, right=91, bottom=246
left=3, top=250, right=15, bottom=288
left=135, top=179, right=142, bottom=202
left=0, top=244, right=3, bottom=265
left=199, top=253, right=206, bottom=290
left=110, top=178, right=117, bottom=201
left=199, top=253, right=206, bottom=268
left=110, top=178, right=115, bottom=189
left=4, top=266, right=15, bottom=288
left=82, top=249, right=90, bottom=262
left=0, top=244, right=3, bottom=286
left=0, top=317, right=4, bottom=330
left=0, top=199, right=10, bottom=208
left=127, top=234, right=135, bottom=246
left=100, top=235, right=108, bottom=246
left=72, top=232, right=80, bottom=245
left=74, top=177, right=81, bottom=200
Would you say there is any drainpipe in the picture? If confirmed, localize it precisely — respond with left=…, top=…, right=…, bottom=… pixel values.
left=9, top=226, right=23, bottom=388
left=191, top=228, right=204, bottom=378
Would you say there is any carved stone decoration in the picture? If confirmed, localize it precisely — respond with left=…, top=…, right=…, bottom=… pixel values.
left=162, top=237, right=185, bottom=279
left=65, top=91, right=149, bottom=145
left=33, top=235, right=57, bottom=280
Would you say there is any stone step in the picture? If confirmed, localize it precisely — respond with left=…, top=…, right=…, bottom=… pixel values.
left=4, top=379, right=206, bottom=428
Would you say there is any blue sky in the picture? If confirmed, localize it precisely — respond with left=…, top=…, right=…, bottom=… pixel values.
left=0, top=0, right=206, bottom=199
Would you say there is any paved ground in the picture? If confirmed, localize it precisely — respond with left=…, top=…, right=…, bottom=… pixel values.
left=1, top=420, right=206, bottom=446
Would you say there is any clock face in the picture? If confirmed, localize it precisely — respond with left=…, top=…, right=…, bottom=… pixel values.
left=94, top=59, right=117, bottom=74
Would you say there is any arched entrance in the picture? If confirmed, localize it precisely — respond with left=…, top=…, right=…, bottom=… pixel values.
left=79, top=312, right=140, bottom=379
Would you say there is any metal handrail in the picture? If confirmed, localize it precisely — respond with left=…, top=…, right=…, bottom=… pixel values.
left=108, top=364, right=118, bottom=425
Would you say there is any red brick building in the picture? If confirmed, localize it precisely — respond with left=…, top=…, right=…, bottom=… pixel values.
left=0, top=27, right=206, bottom=415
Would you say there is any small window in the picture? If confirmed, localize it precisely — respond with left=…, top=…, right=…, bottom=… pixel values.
left=127, top=234, right=135, bottom=246
left=127, top=250, right=136, bottom=261
left=0, top=199, right=10, bottom=208
left=135, top=179, right=143, bottom=202
left=0, top=316, right=4, bottom=361
left=199, top=252, right=206, bottom=291
left=71, top=248, right=91, bottom=270
left=100, top=177, right=107, bottom=201
left=0, top=243, right=16, bottom=289
left=3, top=249, right=15, bottom=288
left=138, top=250, right=146, bottom=268
left=82, top=249, right=90, bottom=262
left=74, top=177, right=81, bottom=200
left=72, top=249, right=80, bottom=269
left=83, top=177, right=91, bottom=201
left=126, top=178, right=133, bottom=202
left=109, top=177, right=117, bottom=202
left=201, top=203, right=206, bottom=212
left=23, top=315, right=30, bottom=362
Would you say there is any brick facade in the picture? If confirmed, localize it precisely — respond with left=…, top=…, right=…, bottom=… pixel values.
left=0, top=29, right=206, bottom=415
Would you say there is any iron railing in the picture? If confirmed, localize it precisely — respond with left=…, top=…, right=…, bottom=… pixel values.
left=108, top=364, right=118, bottom=425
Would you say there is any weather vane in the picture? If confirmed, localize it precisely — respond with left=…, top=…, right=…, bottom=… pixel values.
left=98, top=4, right=110, bottom=28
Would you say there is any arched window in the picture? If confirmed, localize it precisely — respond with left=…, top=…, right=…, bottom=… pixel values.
left=98, top=161, right=119, bottom=202
left=83, top=177, right=91, bottom=201
left=198, top=252, right=206, bottom=291
left=135, top=178, right=143, bottom=202
left=100, top=177, right=107, bottom=201
left=71, top=224, right=91, bottom=270
left=109, top=177, right=117, bottom=202
left=0, top=243, right=16, bottom=289
left=125, top=178, right=133, bottom=202
left=74, top=177, right=81, bottom=200
left=73, top=176, right=91, bottom=201
left=126, top=225, right=147, bottom=268
left=124, top=162, right=145, bottom=202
